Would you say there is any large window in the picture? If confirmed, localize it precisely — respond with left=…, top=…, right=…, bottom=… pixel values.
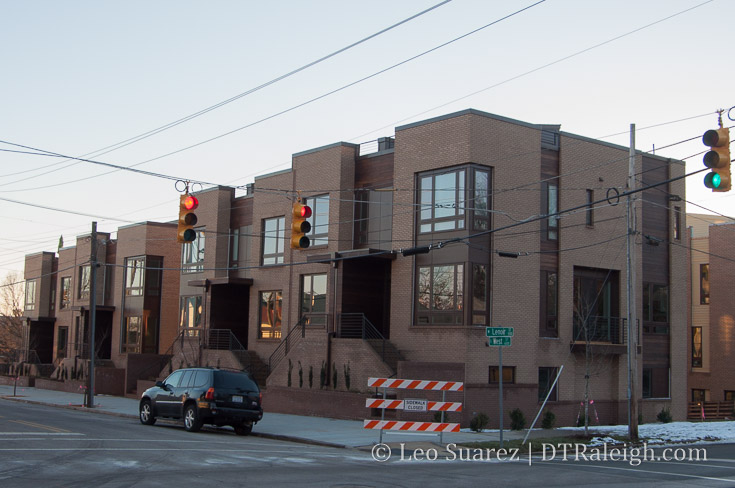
left=692, top=326, right=703, bottom=368
left=56, top=327, right=68, bottom=360
left=586, top=189, right=594, bottom=227
left=420, top=170, right=465, bottom=233
left=416, top=264, right=464, bottom=325
left=573, top=268, right=619, bottom=342
left=24, top=280, right=36, bottom=311
left=259, top=291, right=283, bottom=339
left=471, top=264, right=488, bottom=326
left=354, top=188, right=393, bottom=249
left=543, top=182, right=559, bottom=240
left=305, top=195, right=329, bottom=247
left=180, top=296, right=202, bottom=336
left=125, top=257, right=145, bottom=296
left=538, top=367, right=558, bottom=402
left=301, top=274, right=327, bottom=326
left=78, top=265, right=91, bottom=299
left=182, top=230, right=205, bottom=273
left=60, top=277, right=71, bottom=309
left=700, top=264, right=710, bottom=305
left=262, top=217, right=285, bottom=265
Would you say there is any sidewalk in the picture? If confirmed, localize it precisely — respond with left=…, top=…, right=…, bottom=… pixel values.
left=0, top=384, right=552, bottom=449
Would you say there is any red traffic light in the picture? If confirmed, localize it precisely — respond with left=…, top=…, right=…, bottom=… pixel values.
left=300, top=205, right=312, bottom=218
left=183, top=195, right=199, bottom=211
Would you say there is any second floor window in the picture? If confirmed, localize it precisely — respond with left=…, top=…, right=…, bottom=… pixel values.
left=643, top=283, right=669, bottom=323
left=180, top=296, right=202, bottom=336
left=78, top=265, right=91, bottom=299
left=259, top=291, right=282, bottom=339
left=125, top=257, right=145, bottom=296
left=416, top=264, right=464, bottom=325
left=700, top=264, right=710, bottom=305
left=60, top=277, right=71, bottom=309
left=182, top=230, right=205, bottom=273
left=263, top=217, right=285, bottom=265
left=24, top=280, right=36, bottom=311
left=305, top=195, right=329, bottom=247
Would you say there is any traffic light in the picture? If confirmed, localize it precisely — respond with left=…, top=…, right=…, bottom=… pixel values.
left=291, top=200, right=312, bottom=249
left=703, top=127, right=731, bottom=192
left=177, top=193, right=199, bottom=243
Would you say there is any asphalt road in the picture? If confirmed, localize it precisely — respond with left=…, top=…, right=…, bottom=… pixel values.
left=1, top=398, right=735, bottom=487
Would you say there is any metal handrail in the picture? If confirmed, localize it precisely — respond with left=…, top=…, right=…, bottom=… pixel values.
left=338, top=313, right=396, bottom=368
left=267, top=316, right=307, bottom=375
left=573, top=316, right=624, bottom=344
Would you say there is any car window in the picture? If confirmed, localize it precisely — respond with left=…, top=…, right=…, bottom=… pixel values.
left=192, top=370, right=210, bottom=388
left=180, top=370, right=194, bottom=388
left=165, top=370, right=184, bottom=388
left=213, top=371, right=259, bottom=391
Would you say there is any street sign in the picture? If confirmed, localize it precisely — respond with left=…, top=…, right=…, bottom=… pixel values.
left=486, top=327, right=514, bottom=337
left=488, top=336, right=511, bottom=346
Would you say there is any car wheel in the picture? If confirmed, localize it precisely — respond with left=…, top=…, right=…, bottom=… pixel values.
left=233, top=422, right=252, bottom=436
left=183, top=404, right=202, bottom=432
left=139, top=400, right=156, bottom=426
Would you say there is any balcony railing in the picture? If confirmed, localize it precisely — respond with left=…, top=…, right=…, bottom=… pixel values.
left=573, top=316, right=625, bottom=344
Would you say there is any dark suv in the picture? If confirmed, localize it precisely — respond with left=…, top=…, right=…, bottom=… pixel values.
left=139, top=368, right=263, bottom=435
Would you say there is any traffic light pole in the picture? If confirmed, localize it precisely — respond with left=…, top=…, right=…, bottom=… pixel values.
left=87, top=221, right=97, bottom=409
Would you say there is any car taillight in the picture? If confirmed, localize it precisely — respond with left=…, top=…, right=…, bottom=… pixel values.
left=259, top=392, right=262, bottom=403
left=205, top=387, right=215, bottom=400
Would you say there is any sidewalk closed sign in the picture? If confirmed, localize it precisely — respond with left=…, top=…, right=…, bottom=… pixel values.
left=404, top=399, right=428, bottom=412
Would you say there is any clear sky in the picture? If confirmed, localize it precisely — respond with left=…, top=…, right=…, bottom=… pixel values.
left=1, top=0, right=733, bottom=280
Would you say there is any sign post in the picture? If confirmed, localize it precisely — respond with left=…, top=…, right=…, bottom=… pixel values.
left=487, top=327, right=514, bottom=448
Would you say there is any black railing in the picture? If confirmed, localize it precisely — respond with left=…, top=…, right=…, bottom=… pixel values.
left=267, top=317, right=307, bottom=375
left=207, top=329, right=245, bottom=351
left=338, top=313, right=399, bottom=370
left=573, top=316, right=625, bottom=344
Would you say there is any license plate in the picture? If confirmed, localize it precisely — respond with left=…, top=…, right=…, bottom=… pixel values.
left=232, top=395, right=243, bottom=403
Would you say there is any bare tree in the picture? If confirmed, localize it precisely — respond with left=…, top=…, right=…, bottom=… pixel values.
left=0, top=272, right=25, bottom=362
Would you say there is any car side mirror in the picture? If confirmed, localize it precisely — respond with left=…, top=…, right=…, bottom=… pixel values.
left=155, top=381, right=165, bottom=388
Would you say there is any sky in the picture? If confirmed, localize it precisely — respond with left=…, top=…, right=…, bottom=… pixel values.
left=2, top=0, right=734, bottom=282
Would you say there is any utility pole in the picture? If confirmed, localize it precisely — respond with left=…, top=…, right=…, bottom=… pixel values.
left=86, top=222, right=97, bottom=409
left=627, top=125, right=639, bottom=440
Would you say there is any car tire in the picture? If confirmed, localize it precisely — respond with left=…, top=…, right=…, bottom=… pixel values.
left=139, top=400, right=156, bottom=426
left=183, top=404, right=202, bottom=432
left=234, top=422, right=252, bottom=436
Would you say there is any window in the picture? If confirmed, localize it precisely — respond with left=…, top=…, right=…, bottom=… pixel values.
left=164, top=370, right=184, bottom=388
left=125, top=257, right=145, bottom=296
left=586, top=189, right=594, bottom=227
left=540, top=271, right=558, bottom=336
left=418, top=166, right=490, bottom=234
left=692, top=326, right=703, bottom=368
left=691, top=389, right=706, bottom=403
left=543, top=182, right=559, bottom=240
left=78, top=265, right=91, bottom=299
left=489, top=366, right=515, bottom=384
left=725, top=391, right=735, bottom=402
left=121, top=316, right=141, bottom=353
left=471, top=264, right=488, bottom=326
left=60, top=277, right=71, bottom=309
left=231, top=225, right=252, bottom=269
left=642, top=368, right=652, bottom=398
left=56, top=327, right=68, bottom=359
left=674, top=206, right=681, bottom=240
left=180, top=296, right=202, bottom=336
left=644, top=367, right=670, bottom=398
left=262, top=217, right=285, bottom=265
left=182, top=230, right=205, bottom=273
left=305, top=195, right=329, bottom=247
left=259, top=291, right=282, bottom=339
left=573, top=267, right=620, bottom=342
left=643, top=283, right=669, bottom=323
left=24, top=280, right=36, bottom=311
left=354, top=188, right=393, bottom=249
left=49, top=279, right=56, bottom=312
left=700, top=264, right=710, bottom=305
left=416, top=264, right=464, bottom=325
left=538, top=367, right=558, bottom=402
left=301, top=274, right=327, bottom=326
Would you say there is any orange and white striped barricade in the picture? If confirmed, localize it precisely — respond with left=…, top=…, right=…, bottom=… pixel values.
left=366, top=377, right=463, bottom=443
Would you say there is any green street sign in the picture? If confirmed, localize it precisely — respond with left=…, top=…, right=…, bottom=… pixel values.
left=488, top=336, right=511, bottom=346
left=486, top=327, right=514, bottom=337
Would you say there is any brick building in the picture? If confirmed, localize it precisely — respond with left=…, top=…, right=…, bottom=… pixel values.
left=21, top=109, right=687, bottom=425
left=688, top=213, right=735, bottom=419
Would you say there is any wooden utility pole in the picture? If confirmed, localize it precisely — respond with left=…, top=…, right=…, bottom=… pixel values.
left=86, top=222, right=97, bottom=409
left=627, top=125, right=639, bottom=440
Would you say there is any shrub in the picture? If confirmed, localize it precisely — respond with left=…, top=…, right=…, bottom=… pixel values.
left=470, top=413, right=489, bottom=432
left=343, top=362, right=351, bottom=391
left=308, top=366, right=314, bottom=389
left=509, top=408, right=526, bottom=430
left=656, top=408, right=672, bottom=423
left=433, top=411, right=450, bottom=423
left=332, top=362, right=337, bottom=389
left=541, top=410, right=556, bottom=429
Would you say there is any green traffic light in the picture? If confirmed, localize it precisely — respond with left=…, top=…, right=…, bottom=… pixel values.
left=704, top=172, right=721, bottom=189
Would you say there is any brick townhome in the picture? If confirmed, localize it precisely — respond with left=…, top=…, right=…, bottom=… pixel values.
left=21, top=109, right=687, bottom=426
